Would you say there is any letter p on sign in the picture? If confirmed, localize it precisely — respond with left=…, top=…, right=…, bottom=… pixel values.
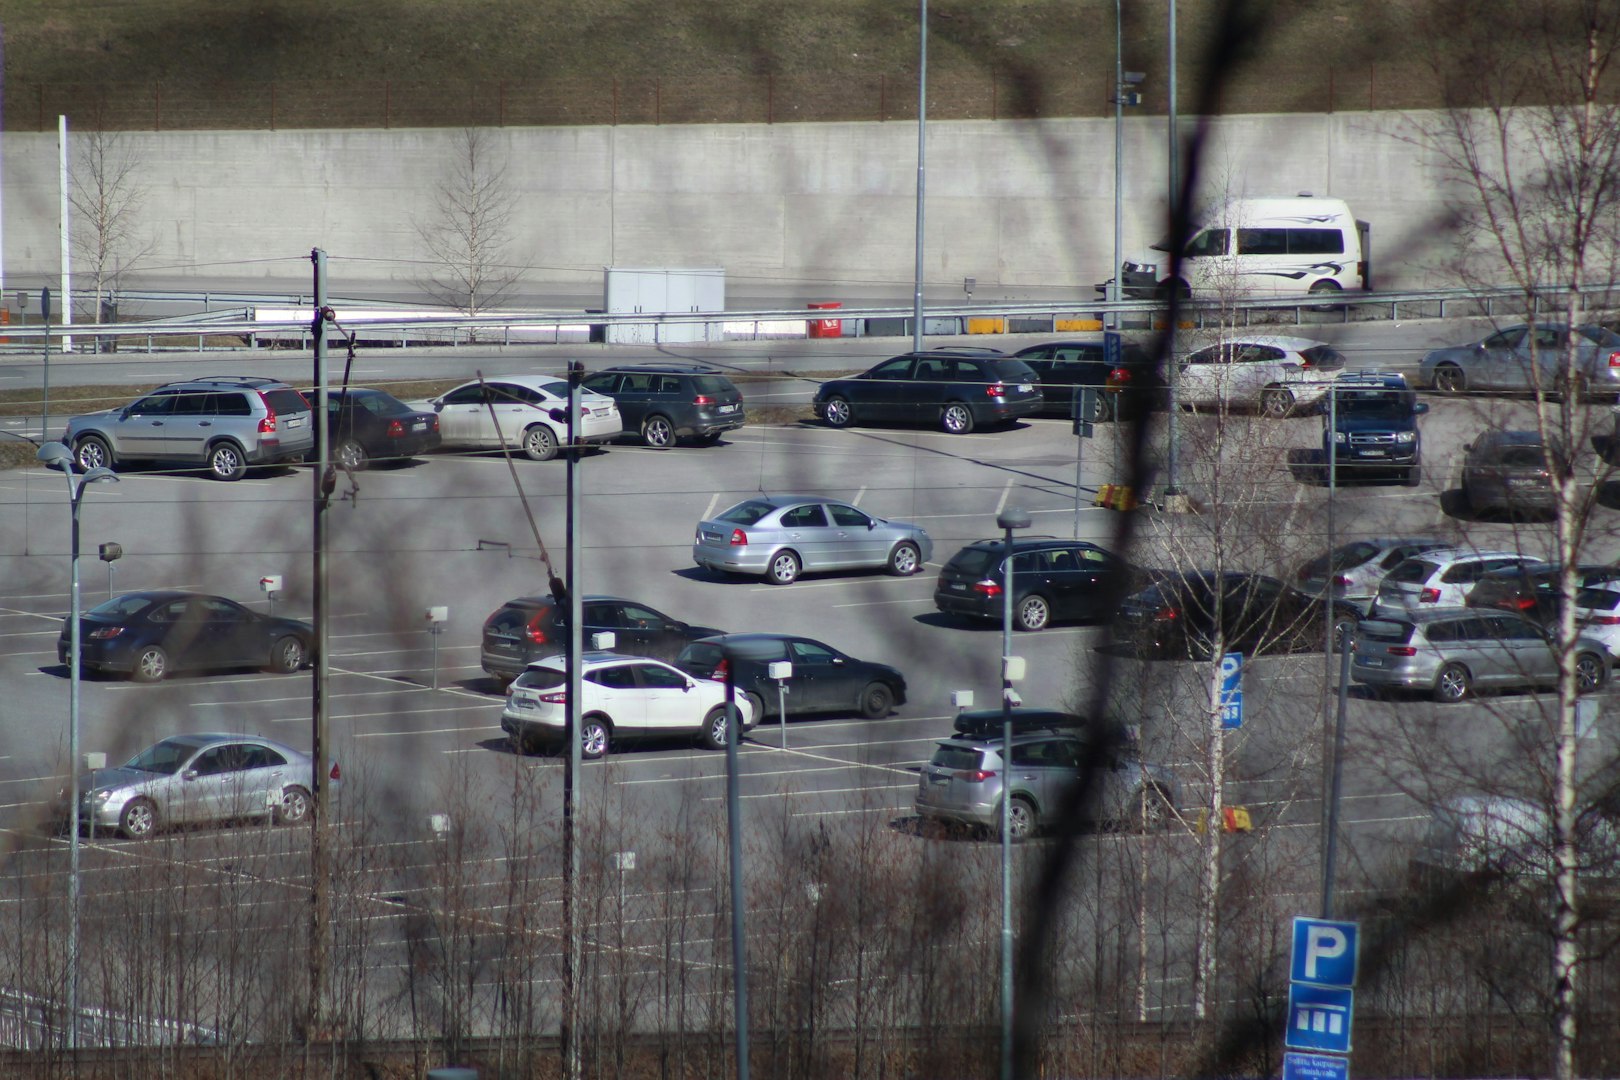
left=1291, top=917, right=1358, bottom=988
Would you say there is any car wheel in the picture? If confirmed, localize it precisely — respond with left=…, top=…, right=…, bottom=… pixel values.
left=1434, top=364, right=1467, bottom=394
left=887, top=541, right=921, bottom=576
left=1403, top=465, right=1422, bottom=488
left=822, top=396, right=853, bottom=428
left=1331, top=613, right=1358, bottom=654
left=767, top=550, right=801, bottom=585
left=1308, top=279, right=1343, bottom=310
left=742, top=691, right=766, bottom=724
left=277, top=786, right=312, bottom=825
left=119, top=798, right=158, bottom=839
left=131, top=646, right=169, bottom=683
left=1576, top=653, right=1607, bottom=694
left=521, top=424, right=558, bottom=462
left=1134, top=785, right=1173, bottom=833
left=1260, top=387, right=1295, bottom=419
left=336, top=438, right=368, bottom=471
left=1015, top=594, right=1052, bottom=632
left=267, top=636, right=306, bottom=674
left=74, top=435, right=113, bottom=472
left=1002, top=796, right=1037, bottom=841
left=941, top=403, right=975, bottom=434
left=580, top=716, right=611, bottom=760
left=641, top=415, right=676, bottom=449
left=1084, top=389, right=1113, bottom=423
left=700, top=706, right=730, bottom=751
left=207, top=442, right=247, bottom=481
left=1433, top=663, right=1472, bottom=704
left=858, top=682, right=894, bottom=720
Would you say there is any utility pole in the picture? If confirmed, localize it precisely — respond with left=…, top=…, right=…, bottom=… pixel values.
left=308, top=248, right=332, bottom=1046
left=562, top=362, right=584, bottom=1080
left=911, top=0, right=927, bottom=353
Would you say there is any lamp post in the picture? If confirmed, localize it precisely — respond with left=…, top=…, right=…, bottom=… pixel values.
left=996, top=507, right=1030, bottom=1080
left=37, top=440, right=118, bottom=1051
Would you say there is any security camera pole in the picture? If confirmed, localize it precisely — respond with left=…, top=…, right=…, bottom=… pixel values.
left=997, top=507, right=1031, bottom=1080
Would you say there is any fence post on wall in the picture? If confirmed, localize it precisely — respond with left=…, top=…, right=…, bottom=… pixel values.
left=270, top=83, right=277, bottom=131
left=154, top=82, right=161, bottom=131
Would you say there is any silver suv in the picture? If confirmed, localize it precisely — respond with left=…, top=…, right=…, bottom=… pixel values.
left=64, top=376, right=315, bottom=481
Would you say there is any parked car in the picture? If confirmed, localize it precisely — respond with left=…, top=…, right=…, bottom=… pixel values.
left=581, top=362, right=745, bottom=447
left=1462, top=430, right=1565, bottom=517
left=1320, top=372, right=1427, bottom=484
left=1371, top=549, right=1550, bottom=616
left=1408, top=792, right=1620, bottom=895
left=1465, top=564, right=1620, bottom=628
left=301, top=387, right=441, bottom=469
left=63, top=375, right=315, bottom=481
left=61, top=733, right=319, bottom=839
left=1352, top=608, right=1609, bottom=702
left=674, top=633, right=906, bottom=721
left=1174, top=335, right=1345, bottom=418
left=1419, top=322, right=1620, bottom=397
left=413, top=375, right=621, bottom=461
left=500, top=652, right=754, bottom=758
left=914, top=718, right=1179, bottom=839
left=812, top=349, right=1042, bottom=434
left=480, top=594, right=724, bottom=686
left=1011, top=338, right=1157, bottom=422
left=691, top=494, right=932, bottom=585
left=1113, top=571, right=1361, bottom=660
left=1572, top=580, right=1620, bottom=656
left=934, top=537, right=1136, bottom=631
left=59, top=591, right=312, bottom=683
left=1295, top=538, right=1453, bottom=616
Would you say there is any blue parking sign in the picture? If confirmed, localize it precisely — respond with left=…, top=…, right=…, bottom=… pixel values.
left=1286, top=983, right=1354, bottom=1054
left=1291, top=917, right=1359, bottom=987
left=1283, top=1052, right=1349, bottom=1080
left=1220, top=652, right=1243, bottom=729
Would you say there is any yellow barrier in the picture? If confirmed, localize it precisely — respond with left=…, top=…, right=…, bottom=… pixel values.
left=1054, top=318, right=1104, bottom=332
left=966, top=317, right=1005, bottom=335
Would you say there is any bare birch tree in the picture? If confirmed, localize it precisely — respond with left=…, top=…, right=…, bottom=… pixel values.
left=69, top=131, right=153, bottom=324
left=415, top=127, right=524, bottom=320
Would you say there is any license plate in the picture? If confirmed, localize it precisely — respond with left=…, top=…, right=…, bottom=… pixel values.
left=412, top=421, right=427, bottom=432
left=949, top=582, right=966, bottom=591
left=1358, top=656, right=1384, bottom=667
left=1358, top=450, right=1385, bottom=457
left=717, top=404, right=738, bottom=414
left=1018, top=384, right=1033, bottom=392
left=1508, top=478, right=1540, bottom=487
left=287, top=417, right=305, bottom=428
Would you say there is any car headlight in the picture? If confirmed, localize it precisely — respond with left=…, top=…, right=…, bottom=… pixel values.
left=1332, top=432, right=1348, bottom=444
left=1396, top=431, right=1417, bottom=443
left=91, top=789, right=113, bottom=803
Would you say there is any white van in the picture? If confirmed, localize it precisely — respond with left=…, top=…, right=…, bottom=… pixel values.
left=1121, top=194, right=1369, bottom=301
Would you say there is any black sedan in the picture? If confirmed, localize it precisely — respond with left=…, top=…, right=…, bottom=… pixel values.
left=934, top=537, right=1136, bottom=631
left=1112, top=571, right=1361, bottom=660
left=302, top=387, right=441, bottom=470
left=674, top=633, right=907, bottom=721
left=60, top=591, right=313, bottom=683
left=1012, top=339, right=1157, bottom=422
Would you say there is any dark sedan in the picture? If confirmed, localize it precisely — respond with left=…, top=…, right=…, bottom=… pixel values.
left=1012, top=339, right=1157, bottom=422
left=934, top=537, right=1136, bottom=631
left=1112, top=571, right=1361, bottom=660
left=60, top=591, right=313, bottom=683
left=812, top=349, right=1042, bottom=434
left=674, top=633, right=907, bottom=721
left=481, top=594, right=725, bottom=685
left=303, top=387, right=441, bottom=470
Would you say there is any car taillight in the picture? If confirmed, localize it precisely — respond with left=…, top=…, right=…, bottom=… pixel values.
left=539, top=691, right=567, bottom=704
left=1608, top=350, right=1620, bottom=368
left=712, top=658, right=730, bottom=679
left=1512, top=596, right=1537, bottom=610
left=954, top=769, right=996, bottom=782
left=693, top=394, right=715, bottom=406
left=1107, top=366, right=1131, bottom=387
left=88, top=626, right=124, bottom=640
left=1333, top=575, right=1352, bottom=587
left=257, top=394, right=277, bottom=433
left=973, top=580, right=1003, bottom=598
left=386, top=419, right=405, bottom=438
left=729, top=529, right=748, bottom=546
left=1419, top=587, right=1441, bottom=603
left=525, top=619, right=549, bottom=644
left=1387, top=646, right=1418, bottom=656
left=985, top=383, right=1006, bottom=397
left=1587, top=614, right=1620, bottom=625
left=1154, top=607, right=1179, bottom=621
left=430, top=416, right=440, bottom=432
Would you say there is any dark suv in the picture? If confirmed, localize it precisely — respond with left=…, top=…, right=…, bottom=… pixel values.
left=1321, top=372, right=1427, bottom=484
left=934, top=537, right=1134, bottom=631
left=813, top=348, right=1042, bottom=434
left=581, top=363, right=745, bottom=448
left=480, top=594, right=724, bottom=685
left=63, top=375, right=315, bottom=481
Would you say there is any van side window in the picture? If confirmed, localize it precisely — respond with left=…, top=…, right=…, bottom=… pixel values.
left=1237, top=229, right=1288, bottom=255
left=1288, top=228, right=1345, bottom=255
left=1185, top=229, right=1229, bottom=258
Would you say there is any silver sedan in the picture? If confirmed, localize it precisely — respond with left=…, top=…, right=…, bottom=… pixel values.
left=63, top=733, right=319, bottom=838
left=692, top=494, right=933, bottom=585
left=1419, top=323, right=1620, bottom=397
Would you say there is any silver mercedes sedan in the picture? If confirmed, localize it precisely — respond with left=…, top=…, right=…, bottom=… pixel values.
left=692, top=494, right=933, bottom=585
left=1419, top=323, right=1620, bottom=397
left=62, top=733, right=320, bottom=838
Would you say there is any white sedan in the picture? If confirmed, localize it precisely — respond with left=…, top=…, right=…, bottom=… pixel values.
left=500, top=652, right=755, bottom=759
left=414, top=375, right=621, bottom=461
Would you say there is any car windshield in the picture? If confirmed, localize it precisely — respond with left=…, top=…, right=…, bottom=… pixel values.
left=718, top=500, right=776, bottom=526
left=992, top=359, right=1039, bottom=383
left=1577, top=588, right=1620, bottom=612
left=1578, top=325, right=1620, bottom=347
left=1300, top=542, right=1381, bottom=576
left=263, top=388, right=310, bottom=415
left=680, top=643, right=725, bottom=671
left=86, top=594, right=159, bottom=620
left=1336, top=392, right=1410, bottom=419
left=1498, top=446, right=1550, bottom=469
left=1359, top=619, right=1415, bottom=644
left=351, top=389, right=412, bottom=416
left=123, top=737, right=204, bottom=775
left=1386, top=560, right=1441, bottom=585
left=1300, top=345, right=1346, bottom=369
left=931, top=745, right=987, bottom=771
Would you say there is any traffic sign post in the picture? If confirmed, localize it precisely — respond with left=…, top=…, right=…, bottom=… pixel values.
left=1285, top=983, right=1354, bottom=1054
left=1283, top=1051, right=1350, bottom=1080
left=1291, top=917, right=1359, bottom=987
left=1287, top=916, right=1359, bottom=1066
left=1220, top=652, right=1243, bottom=729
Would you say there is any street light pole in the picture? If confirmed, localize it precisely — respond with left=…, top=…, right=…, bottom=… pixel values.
left=996, top=507, right=1030, bottom=1080
left=912, top=0, right=928, bottom=353
left=37, top=440, right=118, bottom=1053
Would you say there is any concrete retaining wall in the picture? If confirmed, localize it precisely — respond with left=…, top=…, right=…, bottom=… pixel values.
left=0, top=111, right=1467, bottom=306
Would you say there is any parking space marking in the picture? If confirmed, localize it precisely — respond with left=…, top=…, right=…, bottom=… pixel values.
left=352, top=724, right=503, bottom=739
left=851, top=485, right=867, bottom=506
left=700, top=492, right=719, bottom=521
left=744, top=576, right=936, bottom=595
left=830, top=597, right=935, bottom=608
left=995, top=477, right=1012, bottom=515
left=269, top=703, right=486, bottom=724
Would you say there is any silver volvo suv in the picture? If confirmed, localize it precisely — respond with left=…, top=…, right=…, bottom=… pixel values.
left=63, top=376, right=315, bottom=481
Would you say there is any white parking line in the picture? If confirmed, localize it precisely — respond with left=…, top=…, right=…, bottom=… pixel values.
left=700, top=492, right=719, bottom=521
left=353, top=725, right=503, bottom=739
left=995, top=477, right=1012, bottom=515
left=745, top=575, right=936, bottom=595
left=830, top=597, right=935, bottom=608
left=268, top=704, right=483, bottom=724
left=851, top=485, right=867, bottom=506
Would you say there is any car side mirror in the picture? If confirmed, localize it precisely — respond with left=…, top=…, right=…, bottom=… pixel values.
left=182, top=769, right=199, bottom=781
left=867, top=521, right=878, bottom=530
left=1464, top=442, right=1474, bottom=453
left=682, top=681, right=693, bottom=693
left=1414, top=402, right=1430, bottom=415
left=430, top=399, right=444, bottom=411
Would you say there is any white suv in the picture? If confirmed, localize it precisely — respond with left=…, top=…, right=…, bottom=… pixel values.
left=1372, top=549, right=1549, bottom=615
left=500, top=652, right=754, bottom=759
